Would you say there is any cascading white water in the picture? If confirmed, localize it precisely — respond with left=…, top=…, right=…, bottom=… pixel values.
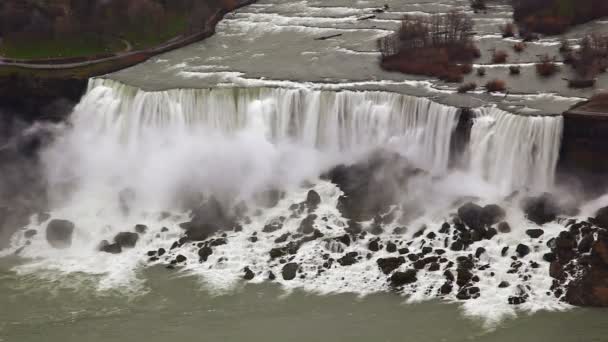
left=79, top=78, right=461, bottom=174
left=467, top=107, right=563, bottom=194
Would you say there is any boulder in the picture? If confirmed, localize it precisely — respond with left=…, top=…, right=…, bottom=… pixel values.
left=337, top=252, right=359, bottom=266
left=134, top=224, right=148, bottom=234
left=525, top=229, right=544, bottom=238
left=390, top=269, right=417, bottom=287
left=99, top=240, right=122, bottom=254
left=198, top=246, right=213, bottom=262
left=305, top=190, right=321, bottom=211
left=594, top=206, right=608, bottom=229
left=522, top=193, right=561, bottom=225
left=282, top=262, right=299, bottom=280
left=516, top=244, right=530, bottom=257
left=243, top=267, right=255, bottom=280
left=46, top=219, right=75, bottom=249
left=457, top=202, right=484, bottom=231
left=113, top=232, right=139, bottom=248
left=497, top=221, right=511, bottom=233
left=481, top=204, right=506, bottom=226
left=376, top=257, right=405, bottom=275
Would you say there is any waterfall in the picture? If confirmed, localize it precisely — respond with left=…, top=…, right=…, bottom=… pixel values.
left=77, top=78, right=461, bottom=175
left=468, top=107, right=563, bottom=193
left=64, top=78, right=564, bottom=198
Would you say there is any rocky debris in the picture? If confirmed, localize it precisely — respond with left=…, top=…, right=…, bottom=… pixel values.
left=390, top=269, right=418, bottom=288
left=282, top=262, right=299, bottom=280
left=134, top=224, right=148, bottom=234
left=377, top=257, right=405, bottom=275
left=457, top=202, right=505, bottom=231
left=243, top=266, right=255, bottom=280
left=594, top=206, right=608, bottom=228
left=179, top=196, right=237, bottom=241
left=549, top=216, right=608, bottom=306
left=337, top=252, right=359, bottom=266
left=114, top=232, right=139, bottom=248
left=262, top=217, right=284, bottom=233
left=46, top=219, right=74, bottom=249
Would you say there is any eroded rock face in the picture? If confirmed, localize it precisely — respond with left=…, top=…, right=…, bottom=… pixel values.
left=549, top=214, right=608, bottom=307
left=46, top=219, right=74, bottom=249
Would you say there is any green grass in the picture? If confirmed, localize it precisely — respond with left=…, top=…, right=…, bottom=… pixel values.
left=122, top=14, right=189, bottom=50
left=0, top=34, right=125, bottom=60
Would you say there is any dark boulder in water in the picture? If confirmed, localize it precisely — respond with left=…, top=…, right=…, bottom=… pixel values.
left=99, top=240, right=122, bottom=254
left=376, top=257, right=405, bottom=275
left=24, top=229, right=37, bottom=238
left=389, top=269, right=417, bottom=287
left=114, top=232, right=139, bottom=248
left=305, top=190, right=321, bottom=211
left=497, top=221, right=511, bottom=233
left=198, top=246, right=213, bottom=262
left=522, top=193, right=561, bottom=225
left=134, top=224, right=148, bottom=234
left=298, top=214, right=317, bottom=234
left=516, top=244, right=530, bottom=257
left=243, top=266, right=255, bottom=280
left=594, top=206, right=608, bottom=229
left=525, top=229, right=544, bottom=238
left=180, top=222, right=219, bottom=241
left=481, top=204, right=506, bottom=226
left=337, top=252, right=359, bottom=266
left=46, top=219, right=74, bottom=249
left=282, top=262, right=299, bottom=280
left=457, top=202, right=484, bottom=231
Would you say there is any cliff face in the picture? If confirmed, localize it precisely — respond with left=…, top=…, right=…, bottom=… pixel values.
left=558, top=97, right=608, bottom=193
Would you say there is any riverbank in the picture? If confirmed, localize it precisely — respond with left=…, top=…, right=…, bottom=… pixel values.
left=0, top=0, right=256, bottom=122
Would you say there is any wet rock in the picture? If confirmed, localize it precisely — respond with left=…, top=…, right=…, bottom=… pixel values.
left=161, top=227, right=169, bottom=233
left=180, top=222, right=219, bottom=241
left=522, top=193, right=561, bottom=225
left=508, top=296, right=527, bottom=305
left=282, top=262, right=299, bottom=280
left=263, top=218, right=283, bottom=233
left=594, top=206, right=608, bottom=229
left=497, top=221, right=511, bottom=233
left=525, top=229, right=544, bottom=238
left=46, top=219, right=75, bottom=249
left=368, top=239, right=380, bottom=252
left=134, top=224, right=148, bottom=234
left=482, top=204, right=506, bottom=226
left=377, top=257, right=405, bottom=275
left=157, top=248, right=166, bottom=256
left=428, top=262, right=440, bottom=271
left=444, top=270, right=455, bottom=281
left=37, top=213, right=51, bottom=224
left=298, top=214, right=317, bottom=234
left=450, top=240, right=465, bottom=251
left=24, top=229, right=37, bottom=238
left=99, top=240, right=122, bottom=254
left=501, top=246, right=509, bottom=257
left=475, top=247, right=486, bottom=258
left=516, top=244, right=530, bottom=257
left=147, top=250, right=156, bottom=257
left=578, top=234, right=594, bottom=253
left=439, top=222, right=450, bottom=234
left=457, top=202, right=484, bottom=231
left=306, top=190, right=321, bottom=211
left=243, top=267, right=255, bottom=280
left=390, top=269, right=417, bottom=287
left=198, top=246, right=213, bottom=262
left=337, top=252, right=359, bottom=266
left=498, top=281, right=510, bottom=288
left=440, top=282, right=453, bottom=294
left=386, top=242, right=397, bottom=253
left=393, top=227, right=407, bottom=235
left=275, top=233, right=291, bottom=244
left=114, top=232, right=139, bottom=248
left=175, top=254, right=187, bottom=263
left=268, top=271, right=276, bottom=281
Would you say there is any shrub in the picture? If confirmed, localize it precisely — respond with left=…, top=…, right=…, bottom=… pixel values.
left=509, top=65, right=521, bottom=75
left=492, top=50, right=508, bottom=63
left=458, top=82, right=477, bottom=93
left=477, top=67, right=486, bottom=76
left=470, top=0, right=486, bottom=11
left=535, top=54, right=559, bottom=77
left=500, top=23, right=516, bottom=38
left=485, top=79, right=506, bottom=92
left=513, top=42, right=526, bottom=53
left=460, top=63, right=473, bottom=74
